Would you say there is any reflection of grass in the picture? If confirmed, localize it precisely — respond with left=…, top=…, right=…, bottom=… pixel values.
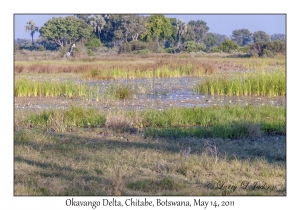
left=195, top=69, right=286, bottom=96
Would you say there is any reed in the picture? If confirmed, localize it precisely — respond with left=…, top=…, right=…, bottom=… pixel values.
left=14, top=79, right=88, bottom=98
left=195, top=69, right=286, bottom=96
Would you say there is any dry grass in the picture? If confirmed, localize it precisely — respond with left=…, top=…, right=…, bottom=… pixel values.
left=14, top=52, right=285, bottom=76
left=14, top=127, right=286, bottom=196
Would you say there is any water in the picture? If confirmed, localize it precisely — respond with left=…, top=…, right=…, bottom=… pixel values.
left=15, top=77, right=286, bottom=111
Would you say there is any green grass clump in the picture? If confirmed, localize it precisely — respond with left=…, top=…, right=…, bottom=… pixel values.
left=26, top=106, right=106, bottom=131
left=24, top=105, right=285, bottom=139
left=195, top=69, right=286, bottom=96
left=15, top=79, right=87, bottom=98
left=142, top=105, right=285, bottom=139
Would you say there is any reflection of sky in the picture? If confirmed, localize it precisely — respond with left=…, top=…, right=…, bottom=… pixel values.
left=14, top=14, right=285, bottom=40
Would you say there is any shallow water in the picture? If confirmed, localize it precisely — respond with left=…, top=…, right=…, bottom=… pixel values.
left=15, top=77, right=286, bottom=111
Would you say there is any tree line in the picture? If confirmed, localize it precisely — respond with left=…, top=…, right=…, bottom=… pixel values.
left=15, top=14, right=286, bottom=57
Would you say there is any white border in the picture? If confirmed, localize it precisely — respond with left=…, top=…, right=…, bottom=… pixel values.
left=3, top=0, right=298, bottom=209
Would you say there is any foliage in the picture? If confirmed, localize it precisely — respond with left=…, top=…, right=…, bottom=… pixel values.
left=186, top=20, right=209, bottom=42
left=203, top=33, right=219, bottom=51
left=231, top=28, right=252, bottom=46
left=218, top=40, right=239, bottom=53
left=270, top=33, right=286, bottom=42
left=175, top=19, right=187, bottom=48
left=141, top=15, right=173, bottom=51
left=266, top=40, right=286, bottom=54
left=24, top=20, right=38, bottom=44
left=39, top=16, right=93, bottom=49
left=117, top=15, right=147, bottom=42
left=118, top=40, right=155, bottom=54
left=182, top=41, right=206, bottom=53
left=86, top=38, right=103, bottom=48
left=250, top=42, right=268, bottom=57
left=90, top=15, right=109, bottom=41
left=252, top=31, right=270, bottom=43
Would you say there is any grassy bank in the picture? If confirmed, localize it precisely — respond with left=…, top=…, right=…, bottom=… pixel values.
left=195, top=69, right=286, bottom=96
left=16, top=105, right=285, bottom=139
left=14, top=111, right=286, bottom=195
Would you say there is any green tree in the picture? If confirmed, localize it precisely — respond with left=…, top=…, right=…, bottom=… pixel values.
left=219, top=40, right=239, bottom=53
left=203, top=33, right=218, bottom=51
left=231, top=28, right=252, bottom=46
left=187, top=20, right=209, bottom=43
left=24, top=20, right=38, bottom=45
left=141, top=15, right=173, bottom=51
left=74, top=14, right=91, bottom=24
left=90, top=15, right=108, bottom=41
left=119, top=15, right=146, bottom=42
left=39, top=16, right=93, bottom=49
left=252, top=31, right=270, bottom=43
left=176, top=20, right=187, bottom=48
left=183, top=41, right=206, bottom=53
left=270, top=33, right=286, bottom=42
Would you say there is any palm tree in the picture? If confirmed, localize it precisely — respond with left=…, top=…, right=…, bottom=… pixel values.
left=90, top=15, right=106, bottom=41
left=176, top=20, right=187, bottom=49
left=24, top=20, right=38, bottom=45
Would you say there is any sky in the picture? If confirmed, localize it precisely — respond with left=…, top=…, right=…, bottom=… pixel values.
left=14, top=14, right=286, bottom=40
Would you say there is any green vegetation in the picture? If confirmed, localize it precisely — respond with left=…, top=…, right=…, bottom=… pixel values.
left=14, top=23, right=286, bottom=196
left=20, top=105, right=285, bottom=139
left=14, top=105, right=286, bottom=195
left=14, top=79, right=87, bottom=97
left=195, top=69, right=286, bottom=96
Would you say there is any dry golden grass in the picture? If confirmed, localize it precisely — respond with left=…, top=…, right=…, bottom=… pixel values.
left=14, top=125, right=286, bottom=196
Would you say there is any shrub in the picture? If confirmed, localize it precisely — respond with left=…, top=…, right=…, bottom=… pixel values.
left=118, top=41, right=156, bottom=54
left=86, top=38, right=103, bottom=48
left=263, top=49, right=274, bottom=58
left=219, top=40, right=239, bottom=53
left=87, top=49, right=94, bottom=56
left=210, top=46, right=222, bottom=53
left=37, top=45, right=46, bottom=51
left=182, top=41, right=206, bottom=53
left=266, top=40, right=286, bottom=55
left=250, top=42, right=268, bottom=57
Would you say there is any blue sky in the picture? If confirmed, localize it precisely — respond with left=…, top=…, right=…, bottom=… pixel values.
left=14, top=14, right=286, bottom=40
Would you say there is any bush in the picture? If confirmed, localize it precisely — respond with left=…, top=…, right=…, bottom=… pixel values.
left=250, top=42, right=268, bottom=57
left=86, top=38, right=103, bottom=48
left=263, top=49, right=274, bottom=58
left=118, top=41, right=155, bottom=54
left=210, top=46, right=222, bottom=53
left=219, top=40, right=239, bottom=53
left=266, top=40, right=286, bottom=55
left=87, top=49, right=94, bottom=56
left=132, top=49, right=152, bottom=54
left=165, top=47, right=176, bottom=54
left=37, top=45, right=46, bottom=51
left=182, top=41, right=206, bottom=53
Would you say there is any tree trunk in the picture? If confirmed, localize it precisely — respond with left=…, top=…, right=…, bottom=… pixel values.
left=177, top=33, right=181, bottom=49
left=98, top=28, right=101, bottom=41
left=156, top=36, right=159, bottom=52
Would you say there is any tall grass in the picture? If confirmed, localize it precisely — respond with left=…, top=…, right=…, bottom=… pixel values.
left=15, top=79, right=134, bottom=100
left=195, top=69, right=286, bottom=96
left=14, top=79, right=87, bottom=97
